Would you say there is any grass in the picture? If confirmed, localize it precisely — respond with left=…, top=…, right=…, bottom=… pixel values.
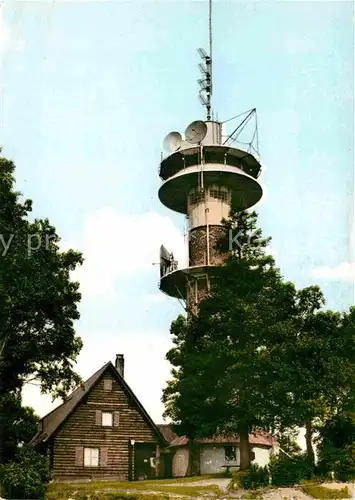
left=47, top=493, right=171, bottom=500
left=241, top=491, right=265, bottom=499
left=301, top=484, right=351, bottom=499
left=49, top=474, right=223, bottom=489
left=46, top=476, right=225, bottom=499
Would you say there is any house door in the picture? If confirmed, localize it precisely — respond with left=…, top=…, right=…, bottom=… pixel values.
left=164, top=453, right=173, bottom=478
left=175, top=452, right=186, bottom=477
left=134, top=443, right=156, bottom=480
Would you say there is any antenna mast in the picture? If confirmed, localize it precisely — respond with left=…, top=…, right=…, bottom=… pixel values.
left=197, top=0, right=213, bottom=121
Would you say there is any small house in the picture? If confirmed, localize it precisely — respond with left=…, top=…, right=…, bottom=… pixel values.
left=158, top=424, right=277, bottom=477
left=30, top=355, right=168, bottom=481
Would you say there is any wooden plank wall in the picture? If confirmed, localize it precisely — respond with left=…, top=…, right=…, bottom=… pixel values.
left=52, top=368, right=160, bottom=480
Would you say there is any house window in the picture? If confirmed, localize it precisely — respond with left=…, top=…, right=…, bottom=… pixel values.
left=225, top=446, right=236, bottom=461
left=102, top=412, right=113, bottom=426
left=104, top=379, right=112, bottom=391
left=84, top=447, right=99, bottom=467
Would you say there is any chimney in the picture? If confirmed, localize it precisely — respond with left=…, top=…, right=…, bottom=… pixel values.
left=115, top=354, right=124, bottom=378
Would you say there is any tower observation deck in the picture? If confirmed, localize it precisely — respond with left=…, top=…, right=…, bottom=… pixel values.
left=158, top=119, right=263, bottom=314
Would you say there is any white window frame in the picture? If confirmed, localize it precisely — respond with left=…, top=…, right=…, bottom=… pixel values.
left=102, top=411, right=113, bottom=427
left=84, top=447, right=99, bottom=467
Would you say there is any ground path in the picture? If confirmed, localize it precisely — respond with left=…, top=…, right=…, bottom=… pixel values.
left=156, top=478, right=355, bottom=499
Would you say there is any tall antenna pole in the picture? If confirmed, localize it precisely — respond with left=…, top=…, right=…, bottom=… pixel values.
left=197, top=0, right=213, bottom=121
left=209, top=0, right=213, bottom=111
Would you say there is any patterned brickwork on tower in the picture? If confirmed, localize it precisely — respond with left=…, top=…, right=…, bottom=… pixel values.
left=189, top=226, right=228, bottom=267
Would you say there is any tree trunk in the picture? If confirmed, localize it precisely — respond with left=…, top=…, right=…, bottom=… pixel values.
left=305, top=420, right=315, bottom=464
left=187, top=439, right=200, bottom=476
left=0, top=385, right=4, bottom=465
left=0, top=408, right=3, bottom=465
left=239, top=423, right=251, bottom=470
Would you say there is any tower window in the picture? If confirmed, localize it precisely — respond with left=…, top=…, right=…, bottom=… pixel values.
left=189, top=189, right=205, bottom=205
left=209, top=187, right=229, bottom=202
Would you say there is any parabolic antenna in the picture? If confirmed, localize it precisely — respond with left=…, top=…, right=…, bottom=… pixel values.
left=160, top=245, right=171, bottom=278
left=185, top=120, right=208, bottom=144
left=163, top=132, right=183, bottom=152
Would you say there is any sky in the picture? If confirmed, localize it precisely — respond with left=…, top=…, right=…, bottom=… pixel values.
left=0, top=0, right=354, bottom=446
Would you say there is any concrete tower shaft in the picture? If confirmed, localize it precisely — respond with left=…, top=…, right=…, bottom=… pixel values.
left=187, top=185, right=230, bottom=267
left=158, top=120, right=263, bottom=313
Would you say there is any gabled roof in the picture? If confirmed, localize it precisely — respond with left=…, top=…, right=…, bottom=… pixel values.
left=158, top=424, right=275, bottom=448
left=157, top=424, right=178, bottom=443
left=30, top=362, right=167, bottom=447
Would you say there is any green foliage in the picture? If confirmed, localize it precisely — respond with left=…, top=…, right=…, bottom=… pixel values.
left=0, top=446, right=51, bottom=499
left=0, top=153, right=84, bottom=462
left=163, top=208, right=355, bottom=474
left=317, top=412, right=355, bottom=481
left=334, top=443, right=355, bottom=482
left=301, top=485, right=351, bottom=499
left=276, top=305, right=355, bottom=461
left=0, top=153, right=83, bottom=398
left=301, top=477, right=329, bottom=485
left=163, top=211, right=301, bottom=469
left=235, top=465, right=270, bottom=490
left=0, top=391, right=39, bottom=462
left=275, top=429, right=302, bottom=457
left=269, top=453, right=314, bottom=487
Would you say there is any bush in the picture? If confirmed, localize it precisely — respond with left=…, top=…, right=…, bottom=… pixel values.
left=318, top=443, right=355, bottom=482
left=334, top=443, right=355, bottom=482
left=228, top=465, right=269, bottom=491
left=301, top=485, right=351, bottom=499
left=239, top=465, right=270, bottom=490
left=269, top=453, right=314, bottom=487
left=0, top=446, right=51, bottom=499
left=317, top=412, right=355, bottom=481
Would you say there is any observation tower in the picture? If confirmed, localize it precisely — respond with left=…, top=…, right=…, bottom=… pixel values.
left=157, top=4, right=264, bottom=314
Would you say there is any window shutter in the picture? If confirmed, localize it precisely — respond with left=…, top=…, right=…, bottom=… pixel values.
left=95, top=409, right=102, bottom=425
left=75, top=447, right=84, bottom=466
left=100, top=447, right=108, bottom=467
left=113, top=411, right=120, bottom=426
left=104, top=379, right=112, bottom=391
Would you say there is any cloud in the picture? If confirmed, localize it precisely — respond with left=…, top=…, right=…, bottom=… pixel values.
left=22, top=329, right=174, bottom=422
left=24, top=209, right=183, bottom=421
left=311, top=261, right=355, bottom=282
left=62, top=208, right=187, bottom=297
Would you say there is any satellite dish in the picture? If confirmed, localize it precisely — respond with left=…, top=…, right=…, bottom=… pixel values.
left=163, top=132, right=182, bottom=152
left=160, top=245, right=172, bottom=278
left=160, top=245, right=171, bottom=263
left=185, top=120, right=208, bottom=144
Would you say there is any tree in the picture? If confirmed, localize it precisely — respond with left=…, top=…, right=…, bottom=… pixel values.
left=272, top=300, right=355, bottom=463
left=0, top=392, right=39, bottom=463
left=275, top=428, right=302, bottom=457
left=317, top=410, right=355, bottom=480
left=163, top=210, right=298, bottom=470
left=0, top=152, right=83, bottom=463
left=0, top=446, right=51, bottom=499
left=163, top=209, right=355, bottom=472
